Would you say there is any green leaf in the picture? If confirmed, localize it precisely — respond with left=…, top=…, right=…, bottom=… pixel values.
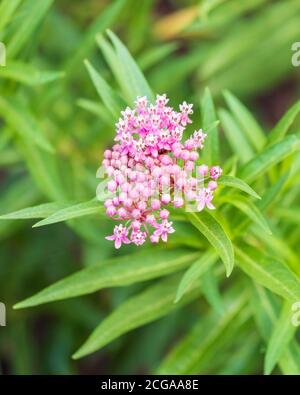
left=96, top=34, right=120, bottom=82
left=17, top=141, right=66, bottom=201
left=258, top=171, right=290, bottom=211
left=0, top=0, right=22, bottom=33
left=72, top=275, right=201, bottom=359
left=77, top=99, right=113, bottom=127
left=251, top=285, right=300, bottom=375
left=187, top=211, right=234, bottom=277
left=251, top=227, right=299, bottom=276
left=32, top=199, right=104, bottom=228
left=0, top=202, right=71, bottom=220
left=0, top=62, right=64, bottom=85
left=0, top=176, right=40, bottom=239
left=223, top=90, right=266, bottom=150
left=201, top=267, right=224, bottom=315
left=220, top=195, right=272, bottom=235
left=7, top=0, right=53, bottom=58
left=106, top=30, right=154, bottom=104
left=265, top=301, right=297, bottom=375
left=175, top=250, right=218, bottom=303
left=219, top=175, right=261, bottom=199
left=236, top=246, right=300, bottom=302
left=275, top=207, right=300, bottom=225
left=238, top=135, right=300, bottom=183
left=157, top=289, right=248, bottom=374
left=84, top=59, right=124, bottom=118
left=14, top=249, right=199, bottom=309
left=0, top=97, right=54, bottom=153
left=201, top=87, right=219, bottom=164
left=64, top=0, right=127, bottom=74
left=219, top=108, right=254, bottom=163
left=268, top=100, right=300, bottom=145
left=138, top=43, right=177, bottom=71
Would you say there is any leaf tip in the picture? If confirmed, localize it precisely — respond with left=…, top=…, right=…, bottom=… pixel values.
left=72, top=350, right=83, bottom=360
left=13, top=302, right=24, bottom=310
left=32, top=221, right=43, bottom=228
left=226, top=266, right=233, bottom=278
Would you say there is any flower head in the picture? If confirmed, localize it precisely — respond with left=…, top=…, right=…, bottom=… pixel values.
left=101, top=94, right=222, bottom=248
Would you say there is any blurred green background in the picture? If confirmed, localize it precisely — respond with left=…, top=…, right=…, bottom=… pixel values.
left=0, top=0, right=300, bottom=374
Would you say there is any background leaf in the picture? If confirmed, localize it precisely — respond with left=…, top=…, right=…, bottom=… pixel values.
left=15, top=249, right=199, bottom=308
left=187, top=211, right=234, bottom=277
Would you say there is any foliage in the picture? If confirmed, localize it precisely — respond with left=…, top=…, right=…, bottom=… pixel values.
left=0, top=0, right=300, bottom=375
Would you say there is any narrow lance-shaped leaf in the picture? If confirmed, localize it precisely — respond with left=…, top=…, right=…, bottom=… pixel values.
left=106, top=30, right=154, bottom=104
left=219, top=108, right=254, bottom=164
left=32, top=199, right=104, bottom=228
left=223, top=90, right=266, bottom=150
left=275, top=207, right=300, bottom=225
left=218, top=175, right=261, bottom=199
left=233, top=171, right=291, bottom=238
left=0, top=0, right=22, bottom=33
left=14, top=249, right=200, bottom=309
left=258, top=171, right=290, bottom=212
left=157, top=290, right=248, bottom=374
left=64, top=0, right=127, bottom=74
left=77, top=99, right=113, bottom=127
left=268, top=100, right=300, bottom=145
left=7, top=0, right=53, bottom=58
left=84, top=59, right=125, bottom=119
left=220, top=195, right=272, bottom=235
left=72, top=275, right=201, bottom=359
left=187, top=211, right=234, bottom=277
left=238, top=135, right=300, bottom=183
left=0, top=177, right=40, bottom=238
left=0, top=62, right=64, bottom=86
left=251, top=227, right=299, bottom=277
left=201, top=87, right=219, bottom=165
left=0, top=97, right=54, bottom=153
left=96, top=34, right=120, bottom=84
left=236, top=246, right=300, bottom=302
left=251, top=285, right=300, bottom=375
left=175, top=250, right=218, bottom=303
left=0, top=202, right=71, bottom=220
left=264, top=300, right=297, bottom=375
left=201, top=267, right=224, bottom=315
left=138, top=43, right=177, bottom=71
left=17, top=140, right=66, bottom=201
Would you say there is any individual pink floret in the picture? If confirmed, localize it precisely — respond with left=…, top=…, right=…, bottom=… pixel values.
left=105, top=224, right=131, bottom=249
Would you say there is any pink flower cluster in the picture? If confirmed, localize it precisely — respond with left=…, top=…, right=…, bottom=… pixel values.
left=102, top=94, right=222, bottom=249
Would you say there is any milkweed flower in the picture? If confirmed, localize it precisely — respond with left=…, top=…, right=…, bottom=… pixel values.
left=102, top=94, right=222, bottom=248
left=105, top=224, right=131, bottom=249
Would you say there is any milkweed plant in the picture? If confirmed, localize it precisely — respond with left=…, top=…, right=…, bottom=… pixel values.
left=1, top=0, right=300, bottom=376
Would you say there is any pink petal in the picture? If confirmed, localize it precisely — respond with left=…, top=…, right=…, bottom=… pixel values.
left=161, top=233, right=168, bottom=242
left=197, top=201, right=205, bottom=211
left=115, top=239, right=122, bottom=249
left=207, top=202, right=215, bottom=210
left=105, top=235, right=115, bottom=241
